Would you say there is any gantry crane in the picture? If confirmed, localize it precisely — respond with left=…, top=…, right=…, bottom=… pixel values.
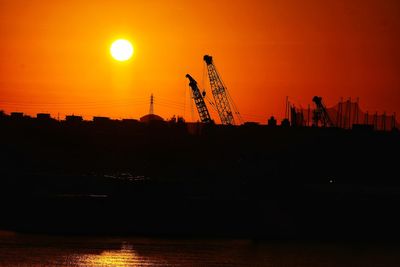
left=185, top=74, right=212, bottom=124
left=312, top=96, right=335, bottom=127
left=204, top=55, right=240, bottom=125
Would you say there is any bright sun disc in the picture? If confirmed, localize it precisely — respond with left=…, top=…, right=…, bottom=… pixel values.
left=110, top=39, right=134, bottom=61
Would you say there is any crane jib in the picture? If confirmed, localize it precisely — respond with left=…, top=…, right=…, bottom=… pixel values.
left=203, top=55, right=236, bottom=125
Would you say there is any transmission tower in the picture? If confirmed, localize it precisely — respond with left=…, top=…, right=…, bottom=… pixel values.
left=149, top=94, right=154, bottom=115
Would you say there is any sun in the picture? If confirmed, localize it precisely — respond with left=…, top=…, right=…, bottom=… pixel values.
left=110, top=39, right=134, bottom=61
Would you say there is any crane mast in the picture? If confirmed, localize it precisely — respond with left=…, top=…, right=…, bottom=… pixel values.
left=185, top=74, right=212, bottom=124
left=204, top=55, right=236, bottom=125
left=312, top=96, right=335, bottom=127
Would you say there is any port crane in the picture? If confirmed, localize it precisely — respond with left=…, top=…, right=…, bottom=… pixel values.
left=203, top=55, right=240, bottom=125
left=312, top=96, right=335, bottom=127
left=185, top=74, right=213, bottom=124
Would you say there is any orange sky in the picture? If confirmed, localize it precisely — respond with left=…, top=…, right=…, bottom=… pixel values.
left=0, top=0, right=399, bottom=123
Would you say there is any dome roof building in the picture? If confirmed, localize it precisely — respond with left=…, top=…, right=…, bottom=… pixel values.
left=140, top=114, right=164, bottom=123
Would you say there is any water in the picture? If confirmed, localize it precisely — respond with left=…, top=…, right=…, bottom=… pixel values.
left=1, top=231, right=400, bottom=266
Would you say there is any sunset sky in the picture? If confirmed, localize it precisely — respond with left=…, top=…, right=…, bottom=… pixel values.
left=0, top=0, right=399, bottom=123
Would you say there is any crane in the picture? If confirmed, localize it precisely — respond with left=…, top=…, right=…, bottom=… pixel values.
left=204, top=55, right=240, bottom=125
left=312, top=96, right=335, bottom=127
left=185, top=74, right=212, bottom=124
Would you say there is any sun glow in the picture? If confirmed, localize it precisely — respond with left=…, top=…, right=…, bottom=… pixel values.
left=70, top=244, right=151, bottom=266
left=110, top=39, right=134, bottom=61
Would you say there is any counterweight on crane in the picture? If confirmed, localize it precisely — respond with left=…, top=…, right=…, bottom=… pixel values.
left=185, top=74, right=212, bottom=124
left=204, top=55, right=237, bottom=125
left=312, top=96, right=335, bottom=127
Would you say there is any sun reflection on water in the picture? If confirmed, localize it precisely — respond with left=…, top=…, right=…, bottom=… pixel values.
left=70, top=244, right=149, bottom=267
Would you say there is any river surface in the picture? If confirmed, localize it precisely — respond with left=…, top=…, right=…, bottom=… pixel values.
left=1, top=231, right=400, bottom=266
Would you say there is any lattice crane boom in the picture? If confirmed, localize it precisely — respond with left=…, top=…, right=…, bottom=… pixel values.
left=312, top=96, right=335, bottom=127
left=204, top=55, right=236, bottom=125
left=186, top=74, right=212, bottom=124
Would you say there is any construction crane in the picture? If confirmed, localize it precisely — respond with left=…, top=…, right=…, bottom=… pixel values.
left=204, top=55, right=240, bottom=125
left=312, top=96, right=335, bottom=127
left=185, top=74, right=212, bottom=124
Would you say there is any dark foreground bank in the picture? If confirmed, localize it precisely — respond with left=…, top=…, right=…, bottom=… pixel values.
left=0, top=118, right=399, bottom=239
